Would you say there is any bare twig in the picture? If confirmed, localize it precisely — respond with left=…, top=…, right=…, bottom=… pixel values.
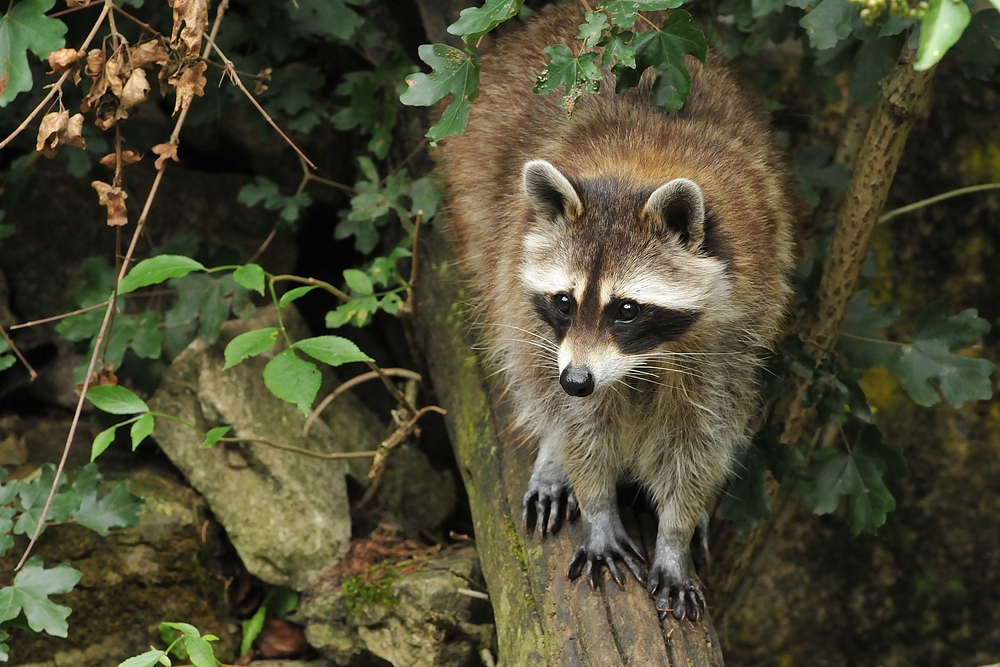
left=16, top=0, right=231, bottom=571
left=366, top=361, right=418, bottom=419
left=0, top=1, right=110, bottom=151
left=218, top=437, right=377, bottom=461
left=878, top=182, right=1000, bottom=224
left=8, top=301, right=111, bottom=330
left=246, top=227, right=278, bottom=265
left=303, top=368, right=422, bottom=437
left=203, top=36, right=316, bottom=169
left=0, top=324, right=36, bottom=379
left=367, top=404, right=447, bottom=480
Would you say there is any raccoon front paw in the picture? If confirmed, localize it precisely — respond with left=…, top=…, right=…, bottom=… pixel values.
left=522, top=468, right=579, bottom=537
left=647, top=566, right=706, bottom=622
left=567, top=520, right=647, bottom=589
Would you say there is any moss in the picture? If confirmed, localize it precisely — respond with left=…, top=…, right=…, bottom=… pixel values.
left=341, top=565, right=401, bottom=616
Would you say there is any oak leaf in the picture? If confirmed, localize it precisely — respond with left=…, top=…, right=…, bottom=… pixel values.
left=92, top=181, right=129, bottom=227
left=152, top=142, right=179, bottom=170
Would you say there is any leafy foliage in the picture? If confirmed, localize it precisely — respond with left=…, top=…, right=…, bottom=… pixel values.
left=0, top=0, right=66, bottom=106
left=118, top=622, right=221, bottom=667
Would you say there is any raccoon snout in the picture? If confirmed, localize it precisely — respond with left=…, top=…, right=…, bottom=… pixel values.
left=560, top=366, right=595, bottom=397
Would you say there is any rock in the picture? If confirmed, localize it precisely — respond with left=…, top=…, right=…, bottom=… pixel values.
left=148, top=305, right=383, bottom=590
left=296, top=546, right=494, bottom=667
left=0, top=414, right=27, bottom=466
left=5, top=468, right=237, bottom=666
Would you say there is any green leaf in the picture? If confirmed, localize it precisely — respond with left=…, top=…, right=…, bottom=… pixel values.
left=0, top=354, right=16, bottom=371
left=240, top=607, right=266, bottom=657
left=85, top=385, right=150, bottom=415
left=914, top=0, right=972, bottom=71
left=75, top=481, right=143, bottom=536
left=183, top=634, right=219, bottom=667
left=381, top=292, right=402, bottom=314
left=599, top=27, right=636, bottom=68
left=233, top=264, right=266, bottom=295
left=200, top=425, right=231, bottom=449
left=222, top=328, right=280, bottom=370
left=90, top=425, right=119, bottom=462
left=130, top=413, right=155, bottom=450
left=117, top=649, right=168, bottom=667
left=0, top=0, right=67, bottom=106
left=838, top=290, right=900, bottom=369
left=400, top=44, right=479, bottom=142
left=578, top=11, right=609, bottom=50
left=0, top=556, right=81, bottom=637
left=409, top=177, right=440, bottom=221
left=752, top=0, right=787, bottom=18
left=287, top=0, right=365, bottom=42
left=119, top=256, right=206, bottom=294
left=292, top=336, right=374, bottom=367
left=884, top=303, right=993, bottom=407
left=598, top=0, right=682, bottom=29
left=849, top=33, right=905, bottom=106
left=795, top=144, right=852, bottom=207
left=632, top=11, right=707, bottom=111
left=343, top=268, right=374, bottom=295
left=265, top=586, right=300, bottom=616
left=278, top=285, right=318, bottom=308
left=534, top=44, right=601, bottom=114
left=263, top=349, right=321, bottom=415
left=447, top=0, right=524, bottom=42
left=800, top=0, right=857, bottom=50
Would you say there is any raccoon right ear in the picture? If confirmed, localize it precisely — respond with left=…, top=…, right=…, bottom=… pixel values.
left=644, top=178, right=706, bottom=249
left=522, top=160, right=582, bottom=220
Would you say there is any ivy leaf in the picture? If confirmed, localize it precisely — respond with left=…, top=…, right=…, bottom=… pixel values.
left=292, top=336, right=374, bottom=367
left=885, top=303, right=994, bottom=407
left=578, top=11, right=609, bottom=50
left=263, top=348, right=321, bottom=415
left=119, top=255, right=206, bottom=294
left=0, top=556, right=81, bottom=637
left=534, top=45, right=601, bottom=114
left=838, top=290, right=900, bottom=369
left=914, top=0, right=972, bottom=71
left=0, top=0, right=67, bottom=106
left=75, top=481, right=143, bottom=536
left=632, top=11, right=707, bottom=112
left=85, top=385, right=150, bottom=415
left=200, top=425, right=231, bottom=449
left=447, top=0, right=524, bottom=42
left=130, top=413, right=155, bottom=450
left=223, top=328, right=280, bottom=370
left=800, top=0, right=857, bottom=50
left=400, top=44, right=479, bottom=143
left=232, top=264, right=266, bottom=295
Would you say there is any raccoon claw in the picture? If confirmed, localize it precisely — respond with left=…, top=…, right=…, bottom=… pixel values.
left=567, top=525, right=647, bottom=588
left=648, top=569, right=706, bottom=622
left=523, top=481, right=576, bottom=537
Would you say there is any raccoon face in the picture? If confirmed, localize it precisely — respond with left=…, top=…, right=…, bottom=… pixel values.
left=518, top=160, right=732, bottom=397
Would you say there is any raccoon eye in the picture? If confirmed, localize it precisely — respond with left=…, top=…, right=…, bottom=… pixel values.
left=553, top=292, right=573, bottom=315
left=617, top=300, right=640, bottom=322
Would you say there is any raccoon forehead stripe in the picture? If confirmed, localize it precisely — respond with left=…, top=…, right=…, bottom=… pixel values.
left=520, top=263, right=575, bottom=296
left=602, top=263, right=732, bottom=312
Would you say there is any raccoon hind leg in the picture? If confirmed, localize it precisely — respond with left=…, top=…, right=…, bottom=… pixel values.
left=522, top=435, right=579, bottom=536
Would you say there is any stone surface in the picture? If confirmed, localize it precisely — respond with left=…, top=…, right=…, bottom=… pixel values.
left=296, top=546, right=494, bottom=667
left=148, top=305, right=383, bottom=590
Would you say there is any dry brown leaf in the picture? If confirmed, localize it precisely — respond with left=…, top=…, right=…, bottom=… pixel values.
left=169, top=60, right=207, bottom=115
left=257, top=620, right=307, bottom=659
left=99, top=150, right=142, bottom=168
left=168, top=0, right=209, bottom=57
left=36, top=110, right=68, bottom=157
left=120, top=68, right=150, bottom=110
left=254, top=68, right=272, bottom=96
left=152, top=142, right=179, bottom=170
left=47, top=48, right=84, bottom=74
left=85, top=48, right=105, bottom=78
left=66, top=0, right=93, bottom=7
left=92, top=181, right=129, bottom=227
left=81, top=49, right=110, bottom=114
left=36, top=110, right=86, bottom=157
left=104, top=47, right=129, bottom=98
left=128, top=40, right=169, bottom=69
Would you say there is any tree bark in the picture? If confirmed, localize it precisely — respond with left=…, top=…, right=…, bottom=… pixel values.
left=414, top=232, right=724, bottom=666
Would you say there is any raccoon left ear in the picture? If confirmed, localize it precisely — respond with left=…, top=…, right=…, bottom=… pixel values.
left=644, top=178, right=706, bottom=249
left=523, top=160, right=583, bottom=221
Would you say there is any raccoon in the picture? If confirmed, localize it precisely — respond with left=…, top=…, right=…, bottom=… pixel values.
left=439, top=2, right=795, bottom=621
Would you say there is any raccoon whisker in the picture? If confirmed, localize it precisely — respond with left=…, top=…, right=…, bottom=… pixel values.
left=636, top=364, right=710, bottom=382
left=490, top=323, right=559, bottom=350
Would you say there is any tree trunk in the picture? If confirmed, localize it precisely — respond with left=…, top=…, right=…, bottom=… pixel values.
left=413, top=231, right=724, bottom=666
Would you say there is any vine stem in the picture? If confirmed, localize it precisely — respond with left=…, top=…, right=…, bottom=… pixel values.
left=15, top=0, right=232, bottom=571
left=0, top=324, right=36, bottom=379
left=302, top=368, right=422, bottom=437
left=0, top=1, right=110, bottom=151
left=877, top=182, right=1000, bottom=224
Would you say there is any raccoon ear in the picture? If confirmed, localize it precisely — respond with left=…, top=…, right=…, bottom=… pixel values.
left=644, top=178, right=706, bottom=249
left=522, top=160, right=582, bottom=220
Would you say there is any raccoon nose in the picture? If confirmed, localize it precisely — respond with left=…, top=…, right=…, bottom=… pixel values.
left=560, top=366, right=595, bottom=397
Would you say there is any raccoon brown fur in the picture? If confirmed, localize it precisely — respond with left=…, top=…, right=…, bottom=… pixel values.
left=439, top=2, right=795, bottom=621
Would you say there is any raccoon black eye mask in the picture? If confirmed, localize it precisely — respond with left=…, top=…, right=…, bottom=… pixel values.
left=441, top=2, right=795, bottom=623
